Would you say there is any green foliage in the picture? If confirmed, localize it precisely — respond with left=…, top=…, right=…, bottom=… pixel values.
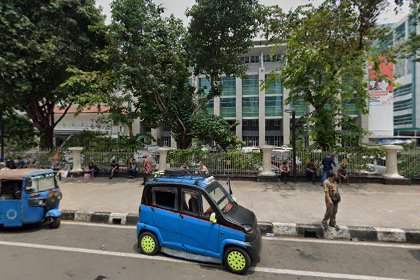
left=167, top=149, right=262, bottom=174
left=265, top=0, right=391, bottom=149
left=189, top=112, right=239, bottom=150
left=0, top=0, right=107, bottom=148
left=2, top=111, right=37, bottom=151
left=63, top=130, right=153, bottom=151
left=186, top=0, right=263, bottom=112
left=167, top=148, right=209, bottom=168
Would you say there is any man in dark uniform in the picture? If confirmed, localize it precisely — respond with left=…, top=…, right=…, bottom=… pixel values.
left=322, top=173, right=340, bottom=230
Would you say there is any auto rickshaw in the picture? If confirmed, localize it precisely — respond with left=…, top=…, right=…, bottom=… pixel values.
left=0, top=169, right=62, bottom=228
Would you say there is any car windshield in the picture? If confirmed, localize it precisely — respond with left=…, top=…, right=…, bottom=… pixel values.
left=205, top=181, right=235, bottom=214
left=27, top=174, right=57, bottom=193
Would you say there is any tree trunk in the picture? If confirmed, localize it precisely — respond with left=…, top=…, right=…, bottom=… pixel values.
left=174, top=133, right=192, bottom=149
left=38, top=123, right=54, bottom=149
left=127, top=122, right=135, bottom=142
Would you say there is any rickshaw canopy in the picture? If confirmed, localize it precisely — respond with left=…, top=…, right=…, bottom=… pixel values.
left=0, top=169, right=52, bottom=181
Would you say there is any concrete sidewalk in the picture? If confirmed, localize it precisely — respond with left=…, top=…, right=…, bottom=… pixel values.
left=59, top=177, right=420, bottom=230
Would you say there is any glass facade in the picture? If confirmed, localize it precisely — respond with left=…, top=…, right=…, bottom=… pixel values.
left=291, top=98, right=308, bottom=117
left=242, top=75, right=259, bottom=96
left=220, top=98, right=236, bottom=118
left=242, top=97, right=259, bottom=117
left=265, top=96, right=282, bottom=117
left=199, top=77, right=214, bottom=114
left=265, top=75, right=283, bottom=95
left=221, top=76, right=236, bottom=96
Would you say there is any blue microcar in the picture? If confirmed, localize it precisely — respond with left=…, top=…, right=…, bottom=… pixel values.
left=0, top=169, right=62, bottom=229
left=136, top=170, right=261, bottom=274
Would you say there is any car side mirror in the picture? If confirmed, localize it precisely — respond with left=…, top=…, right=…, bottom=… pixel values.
left=232, top=196, right=237, bottom=203
left=210, top=212, right=217, bottom=223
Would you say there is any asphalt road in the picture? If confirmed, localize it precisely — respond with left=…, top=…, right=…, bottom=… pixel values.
left=0, top=222, right=419, bottom=280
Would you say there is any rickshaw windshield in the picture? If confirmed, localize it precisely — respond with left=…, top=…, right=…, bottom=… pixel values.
left=205, top=181, right=235, bottom=214
left=27, top=174, right=57, bottom=193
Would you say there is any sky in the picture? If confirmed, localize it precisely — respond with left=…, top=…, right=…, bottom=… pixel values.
left=96, top=0, right=410, bottom=25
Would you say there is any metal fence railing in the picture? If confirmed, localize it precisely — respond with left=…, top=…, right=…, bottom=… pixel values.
left=168, top=152, right=263, bottom=176
left=398, top=148, right=420, bottom=178
left=3, top=147, right=420, bottom=179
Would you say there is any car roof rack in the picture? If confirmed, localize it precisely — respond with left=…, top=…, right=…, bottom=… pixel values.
left=163, top=168, right=192, bottom=177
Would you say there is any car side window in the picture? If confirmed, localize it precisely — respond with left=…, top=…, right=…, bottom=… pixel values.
left=182, top=190, right=214, bottom=219
left=152, top=187, right=177, bottom=210
left=182, top=191, right=200, bottom=216
left=202, top=195, right=214, bottom=218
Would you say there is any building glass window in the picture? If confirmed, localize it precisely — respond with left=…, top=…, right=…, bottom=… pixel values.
left=265, top=75, right=283, bottom=95
left=242, top=75, right=259, bottom=96
left=250, top=56, right=259, bottom=63
left=222, top=76, right=236, bottom=96
left=395, top=23, right=406, bottom=42
left=199, top=77, right=214, bottom=114
left=265, top=96, right=282, bottom=117
left=220, top=98, right=236, bottom=118
left=242, top=97, right=259, bottom=117
left=291, top=98, right=308, bottom=117
left=243, top=56, right=250, bottom=63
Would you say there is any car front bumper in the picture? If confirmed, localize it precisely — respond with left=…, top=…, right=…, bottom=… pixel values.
left=247, top=227, right=262, bottom=265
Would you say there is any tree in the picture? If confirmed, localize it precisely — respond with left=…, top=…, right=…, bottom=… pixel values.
left=265, top=0, right=399, bottom=149
left=190, top=113, right=238, bottom=151
left=64, top=0, right=262, bottom=149
left=0, top=0, right=107, bottom=148
left=2, top=110, right=36, bottom=151
left=185, top=0, right=263, bottom=113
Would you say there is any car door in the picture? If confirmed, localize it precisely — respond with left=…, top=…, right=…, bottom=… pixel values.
left=150, top=186, right=182, bottom=250
left=0, top=180, right=23, bottom=227
left=180, top=189, right=220, bottom=258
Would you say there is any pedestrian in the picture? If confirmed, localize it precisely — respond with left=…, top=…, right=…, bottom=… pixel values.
left=198, top=160, right=208, bottom=176
left=58, top=160, right=71, bottom=180
left=322, top=173, right=341, bottom=230
left=0, top=162, right=8, bottom=170
left=337, top=164, right=349, bottom=184
left=278, top=161, right=290, bottom=184
left=15, top=157, right=26, bottom=169
left=306, top=159, right=318, bottom=184
left=180, top=162, right=189, bottom=170
left=128, top=158, right=138, bottom=179
left=85, top=162, right=99, bottom=181
left=321, top=152, right=335, bottom=183
left=5, top=158, right=16, bottom=169
left=141, top=155, right=153, bottom=185
left=109, top=159, right=120, bottom=179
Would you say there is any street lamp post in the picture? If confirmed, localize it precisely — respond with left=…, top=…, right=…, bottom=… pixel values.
left=285, top=109, right=297, bottom=183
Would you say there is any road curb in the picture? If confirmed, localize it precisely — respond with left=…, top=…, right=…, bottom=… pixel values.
left=61, top=210, right=420, bottom=244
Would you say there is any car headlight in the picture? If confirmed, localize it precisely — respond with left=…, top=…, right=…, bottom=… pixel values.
left=243, top=224, right=254, bottom=234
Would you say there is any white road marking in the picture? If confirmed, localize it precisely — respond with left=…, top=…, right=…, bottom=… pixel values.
left=251, top=267, right=410, bottom=280
left=0, top=241, right=410, bottom=280
left=62, top=221, right=136, bottom=229
left=62, top=221, right=420, bottom=250
left=262, top=237, right=420, bottom=249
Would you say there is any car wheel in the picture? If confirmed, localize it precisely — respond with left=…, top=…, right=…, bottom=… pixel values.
left=138, top=231, right=160, bottom=256
left=49, top=217, right=61, bottom=229
left=224, top=246, right=251, bottom=274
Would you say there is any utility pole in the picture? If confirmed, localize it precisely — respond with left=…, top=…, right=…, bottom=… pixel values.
left=285, top=109, right=297, bottom=183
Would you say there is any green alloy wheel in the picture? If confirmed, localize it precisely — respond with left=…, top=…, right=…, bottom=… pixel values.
left=224, top=247, right=251, bottom=274
left=138, top=232, right=160, bottom=256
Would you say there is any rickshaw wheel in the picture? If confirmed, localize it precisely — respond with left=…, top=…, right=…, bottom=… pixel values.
left=224, top=246, right=251, bottom=275
left=138, top=231, right=160, bottom=256
left=49, top=217, right=61, bottom=229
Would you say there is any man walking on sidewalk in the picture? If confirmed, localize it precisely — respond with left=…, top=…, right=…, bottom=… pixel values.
left=321, top=152, right=335, bottom=183
left=322, top=173, right=340, bottom=230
